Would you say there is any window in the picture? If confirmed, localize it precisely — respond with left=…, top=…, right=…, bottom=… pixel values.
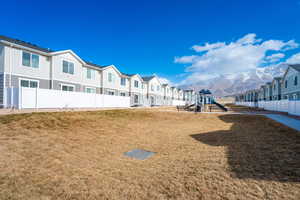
left=86, top=68, right=95, bottom=79
left=151, top=84, right=154, bottom=91
left=108, top=91, right=115, bottom=95
left=20, top=79, right=38, bottom=88
left=134, top=80, right=139, bottom=88
left=61, top=85, right=74, bottom=92
left=62, top=61, right=74, bottom=74
left=121, top=78, right=126, bottom=86
left=142, top=83, right=144, bottom=89
left=22, top=51, right=39, bottom=68
left=85, top=87, right=96, bottom=93
left=134, top=95, right=139, bottom=103
left=294, top=76, right=298, bottom=86
left=120, top=92, right=126, bottom=96
left=108, top=73, right=115, bottom=83
left=273, top=85, right=276, bottom=91
left=285, top=80, right=288, bottom=88
left=157, top=86, right=160, bottom=91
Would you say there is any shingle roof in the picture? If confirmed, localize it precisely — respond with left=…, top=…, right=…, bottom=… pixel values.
left=85, top=61, right=107, bottom=69
left=290, top=64, right=300, bottom=72
left=0, top=35, right=54, bottom=53
left=142, top=76, right=155, bottom=81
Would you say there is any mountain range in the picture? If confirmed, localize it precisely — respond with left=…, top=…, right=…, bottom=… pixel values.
left=180, top=63, right=289, bottom=97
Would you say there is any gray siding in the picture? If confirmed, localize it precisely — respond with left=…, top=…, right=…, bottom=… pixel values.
left=0, top=74, right=4, bottom=105
left=5, top=74, right=51, bottom=89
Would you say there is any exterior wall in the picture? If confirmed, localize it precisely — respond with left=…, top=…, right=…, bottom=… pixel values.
left=272, top=79, right=282, bottom=100
left=101, top=67, right=130, bottom=96
left=147, top=77, right=164, bottom=105
left=171, top=88, right=178, bottom=100
left=0, top=45, right=4, bottom=73
left=4, top=46, right=51, bottom=86
left=0, top=45, right=4, bottom=106
left=282, top=68, right=300, bottom=100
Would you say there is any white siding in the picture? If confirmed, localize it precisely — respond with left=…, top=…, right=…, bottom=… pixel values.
left=130, top=75, right=143, bottom=94
left=4, top=46, right=51, bottom=80
left=52, top=52, right=84, bottom=85
left=102, top=67, right=129, bottom=92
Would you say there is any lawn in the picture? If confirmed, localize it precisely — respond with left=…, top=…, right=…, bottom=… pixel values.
left=0, top=109, right=299, bottom=200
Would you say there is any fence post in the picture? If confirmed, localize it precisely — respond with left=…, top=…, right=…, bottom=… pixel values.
left=35, top=88, right=38, bottom=109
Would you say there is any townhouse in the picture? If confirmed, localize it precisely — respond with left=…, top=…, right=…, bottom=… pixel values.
left=281, top=65, right=300, bottom=100
left=235, top=64, right=300, bottom=103
left=142, top=75, right=164, bottom=106
left=0, top=35, right=196, bottom=108
left=162, top=84, right=172, bottom=105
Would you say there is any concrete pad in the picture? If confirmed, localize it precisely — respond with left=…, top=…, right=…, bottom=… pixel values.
left=124, top=149, right=156, bottom=160
left=264, top=114, right=300, bottom=131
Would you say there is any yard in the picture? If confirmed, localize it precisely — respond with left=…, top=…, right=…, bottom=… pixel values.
left=0, top=108, right=299, bottom=199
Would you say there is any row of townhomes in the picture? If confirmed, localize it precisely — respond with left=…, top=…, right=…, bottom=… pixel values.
left=0, top=35, right=196, bottom=109
left=235, top=64, right=300, bottom=116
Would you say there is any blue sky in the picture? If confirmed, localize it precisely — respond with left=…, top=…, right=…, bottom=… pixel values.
left=1, top=0, right=300, bottom=85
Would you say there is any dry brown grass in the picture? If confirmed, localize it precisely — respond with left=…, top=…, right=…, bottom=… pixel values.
left=0, top=109, right=299, bottom=200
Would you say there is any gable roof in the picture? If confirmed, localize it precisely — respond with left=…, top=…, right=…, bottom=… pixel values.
left=282, top=64, right=300, bottom=80
left=0, top=35, right=54, bottom=53
left=290, top=64, right=300, bottom=72
left=142, top=76, right=155, bottom=82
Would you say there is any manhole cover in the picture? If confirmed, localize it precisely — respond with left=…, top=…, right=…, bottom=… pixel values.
left=124, top=149, right=156, bottom=160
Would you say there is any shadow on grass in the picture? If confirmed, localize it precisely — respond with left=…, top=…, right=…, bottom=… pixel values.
left=191, top=114, right=300, bottom=182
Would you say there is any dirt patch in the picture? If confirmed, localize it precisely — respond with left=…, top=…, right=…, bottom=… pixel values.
left=0, top=109, right=299, bottom=199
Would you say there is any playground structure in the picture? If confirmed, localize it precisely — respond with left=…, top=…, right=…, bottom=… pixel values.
left=176, top=89, right=227, bottom=112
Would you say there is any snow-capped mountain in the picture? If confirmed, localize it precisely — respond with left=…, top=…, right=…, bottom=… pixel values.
left=180, top=63, right=288, bottom=97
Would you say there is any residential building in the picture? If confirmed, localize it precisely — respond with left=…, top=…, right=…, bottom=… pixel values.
left=271, top=77, right=282, bottom=100
left=142, top=75, right=164, bottom=106
left=281, top=64, right=300, bottom=100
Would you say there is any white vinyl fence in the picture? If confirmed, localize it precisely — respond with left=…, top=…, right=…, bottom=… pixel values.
left=4, top=87, right=130, bottom=109
left=236, top=100, right=300, bottom=116
left=172, top=100, right=186, bottom=106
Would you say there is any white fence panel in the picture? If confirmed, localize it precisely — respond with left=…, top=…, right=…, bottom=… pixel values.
left=236, top=100, right=300, bottom=116
left=6, top=87, right=131, bottom=109
left=102, top=94, right=130, bottom=108
left=172, top=100, right=186, bottom=106
left=21, top=87, right=37, bottom=109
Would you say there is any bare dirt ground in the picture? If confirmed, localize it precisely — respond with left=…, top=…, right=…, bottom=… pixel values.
left=0, top=109, right=299, bottom=200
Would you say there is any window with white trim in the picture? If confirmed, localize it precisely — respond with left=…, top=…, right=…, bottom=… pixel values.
left=121, top=78, right=126, bottom=86
left=62, top=60, right=74, bottom=74
left=151, top=84, right=154, bottom=91
left=157, top=85, right=160, bottom=91
left=134, top=80, right=139, bottom=88
left=108, top=73, right=115, bottom=83
left=85, top=87, right=96, bottom=93
left=20, top=79, right=38, bottom=88
left=22, top=51, right=39, bottom=68
left=120, top=92, right=126, bottom=96
left=86, top=68, right=96, bottom=79
left=108, top=91, right=115, bottom=95
left=61, top=84, right=74, bottom=92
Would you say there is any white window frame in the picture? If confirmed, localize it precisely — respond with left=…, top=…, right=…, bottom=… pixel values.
left=19, top=78, right=40, bottom=88
left=62, top=60, right=75, bottom=75
left=108, top=72, right=115, bottom=83
left=85, top=87, right=96, bottom=93
left=86, top=68, right=96, bottom=80
left=107, top=90, right=115, bottom=96
left=60, top=83, right=75, bottom=92
left=22, top=51, right=39, bottom=68
left=120, top=77, right=126, bottom=86
left=134, top=80, right=139, bottom=88
left=120, top=92, right=126, bottom=96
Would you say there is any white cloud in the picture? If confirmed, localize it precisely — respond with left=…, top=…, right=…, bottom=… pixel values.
left=174, top=55, right=198, bottom=63
left=158, top=77, right=174, bottom=86
left=265, top=53, right=285, bottom=62
left=286, top=53, right=300, bottom=64
left=175, top=33, right=299, bottom=85
left=192, top=42, right=225, bottom=52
